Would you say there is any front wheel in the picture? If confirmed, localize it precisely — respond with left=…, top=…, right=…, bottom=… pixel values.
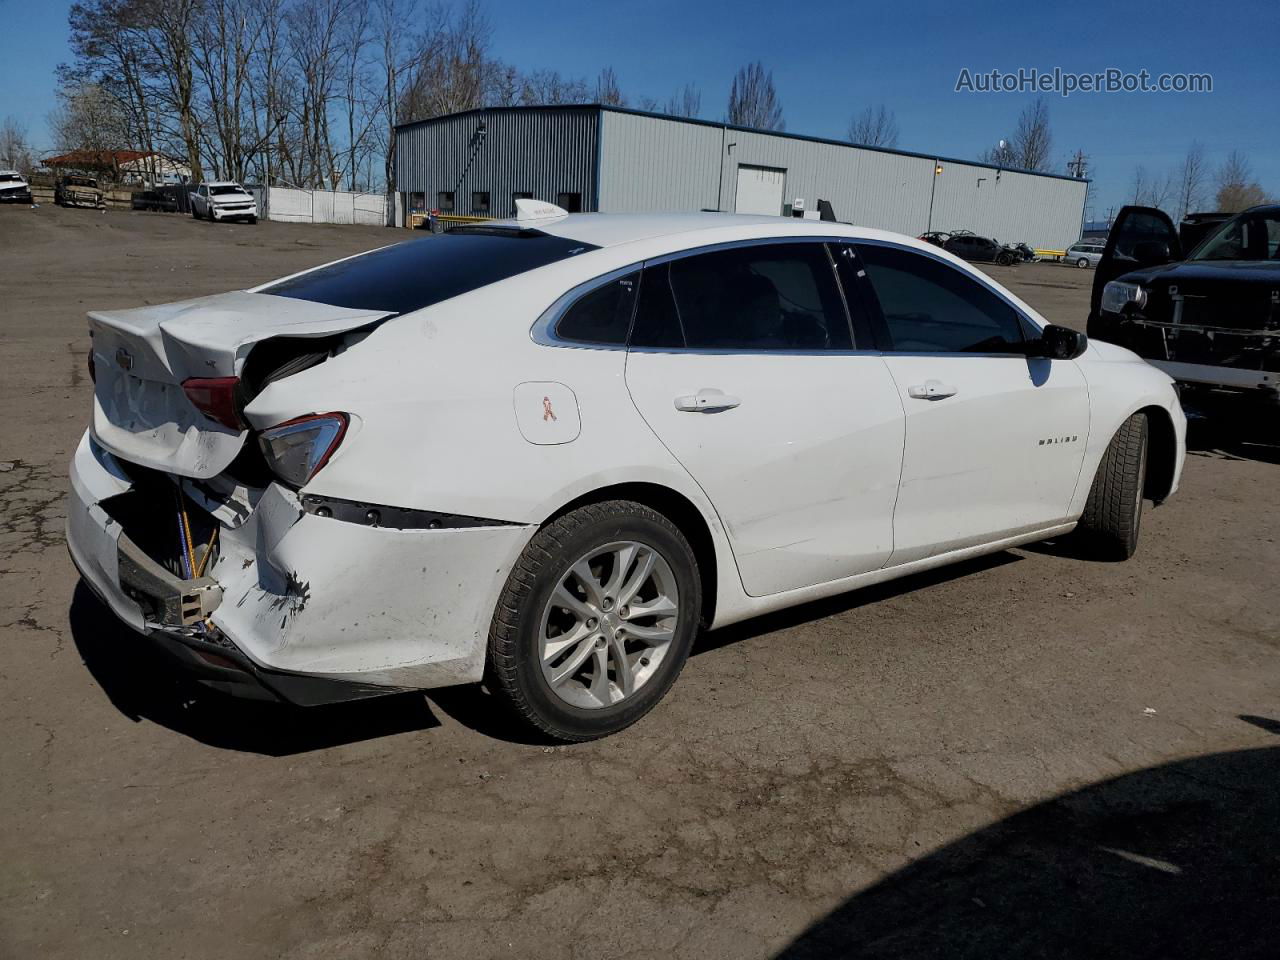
left=1076, top=412, right=1148, bottom=560
left=486, top=500, right=701, bottom=741
left=1077, top=257, right=1091, bottom=268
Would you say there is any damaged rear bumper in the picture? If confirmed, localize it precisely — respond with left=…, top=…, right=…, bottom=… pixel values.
left=67, top=430, right=534, bottom=704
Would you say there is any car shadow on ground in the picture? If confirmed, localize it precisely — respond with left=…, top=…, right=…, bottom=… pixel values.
left=1185, top=416, right=1280, bottom=466
left=693, top=552, right=1021, bottom=657
left=776, top=718, right=1280, bottom=960
left=70, top=583, right=440, bottom=755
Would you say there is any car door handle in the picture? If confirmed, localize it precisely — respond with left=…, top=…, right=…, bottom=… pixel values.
left=907, top=380, right=958, bottom=401
left=674, top=388, right=741, bottom=412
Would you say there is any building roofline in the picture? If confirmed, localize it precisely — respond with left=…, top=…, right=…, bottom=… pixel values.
left=394, top=103, right=1091, bottom=184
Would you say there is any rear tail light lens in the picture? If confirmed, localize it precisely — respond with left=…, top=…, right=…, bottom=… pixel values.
left=257, top=413, right=348, bottom=488
left=182, top=377, right=243, bottom=429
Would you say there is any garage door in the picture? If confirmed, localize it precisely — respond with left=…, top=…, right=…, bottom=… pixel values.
left=734, top=165, right=785, bottom=216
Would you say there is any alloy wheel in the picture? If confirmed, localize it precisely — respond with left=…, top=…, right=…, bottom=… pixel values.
left=538, top=540, right=680, bottom=709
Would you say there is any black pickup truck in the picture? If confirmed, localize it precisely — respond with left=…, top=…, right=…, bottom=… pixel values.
left=1088, top=204, right=1280, bottom=413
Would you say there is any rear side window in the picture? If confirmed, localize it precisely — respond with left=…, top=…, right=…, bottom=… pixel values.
left=264, top=230, right=598, bottom=314
left=556, top=272, right=638, bottom=345
left=856, top=244, right=1024, bottom=353
left=634, top=243, right=851, bottom=351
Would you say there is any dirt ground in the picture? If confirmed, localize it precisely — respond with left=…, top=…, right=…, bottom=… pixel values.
left=2, top=206, right=1278, bottom=959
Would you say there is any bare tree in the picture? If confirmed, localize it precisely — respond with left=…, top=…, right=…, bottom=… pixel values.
left=1215, top=149, right=1269, bottom=212
left=1174, top=141, right=1207, bottom=220
left=0, top=116, right=35, bottom=172
left=1131, top=164, right=1174, bottom=211
left=1011, top=98, right=1052, bottom=172
left=726, top=61, right=783, bottom=130
left=371, top=0, right=421, bottom=196
left=847, top=104, right=898, bottom=148
left=48, top=83, right=132, bottom=152
left=595, top=67, right=626, bottom=106
left=663, top=83, right=701, bottom=119
left=402, top=0, right=494, bottom=119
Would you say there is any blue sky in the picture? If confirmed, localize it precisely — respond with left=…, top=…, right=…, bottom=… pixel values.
left=2, top=0, right=1275, bottom=217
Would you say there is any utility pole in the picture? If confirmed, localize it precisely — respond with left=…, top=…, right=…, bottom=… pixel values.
left=1067, top=149, right=1089, bottom=180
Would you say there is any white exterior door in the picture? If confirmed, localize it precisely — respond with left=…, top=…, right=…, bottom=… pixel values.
left=624, top=241, right=905, bottom=597
left=881, top=354, right=1089, bottom=563
left=851, top=242, right=1090, bottom=564
left=734, top=165, right=786, bottom=216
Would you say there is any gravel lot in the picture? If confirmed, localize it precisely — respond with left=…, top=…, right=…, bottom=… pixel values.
left=2, top=206, right=1277, bottom=959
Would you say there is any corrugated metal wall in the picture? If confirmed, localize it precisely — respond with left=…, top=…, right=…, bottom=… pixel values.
left=597, top=110, right=1088, bottom=250
left=927, top=162, right=1088, bottom=251
left=395, top=108, right=599, bottom=217
left=597, top=110, right=722, bottom=210
left=394, top=106, right=1088, bottom=250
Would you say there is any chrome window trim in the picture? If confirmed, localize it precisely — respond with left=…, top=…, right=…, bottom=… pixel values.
left=531, top=235, right=861, bottom=352
left=530, top=234, right=1046, bottom=357
left=529, top=264, right=641, bottom=350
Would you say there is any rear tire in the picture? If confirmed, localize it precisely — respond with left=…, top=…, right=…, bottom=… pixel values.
left=486, top=500, right=701, bottom=742
left=1077, top=413, right=1148, bottom=560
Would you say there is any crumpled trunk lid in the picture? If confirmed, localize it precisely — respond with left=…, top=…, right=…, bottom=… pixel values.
left=89, top=290, right=389, bottom=478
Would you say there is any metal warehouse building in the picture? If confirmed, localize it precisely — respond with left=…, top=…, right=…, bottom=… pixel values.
left=395, top=105, right=1089, bottom=250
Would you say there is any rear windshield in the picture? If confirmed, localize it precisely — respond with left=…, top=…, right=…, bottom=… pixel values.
left=210, top=185, right=245, bottom=195
left=0, top=173, right=20, bottom=182
left=264, top=228, right=598, bottom=314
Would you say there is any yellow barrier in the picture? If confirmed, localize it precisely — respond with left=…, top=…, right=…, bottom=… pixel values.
left=1035, top=249, right=1067, bottom=258
left=408, top=212, right=494, bottom=229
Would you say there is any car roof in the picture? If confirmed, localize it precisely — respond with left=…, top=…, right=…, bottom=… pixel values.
left=206, top=180, right=245, bottom=187
left=481, top=211, right=890, bottom=249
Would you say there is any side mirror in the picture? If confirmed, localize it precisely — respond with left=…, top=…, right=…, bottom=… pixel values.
left=1036, top=324, right=1088, bottom=360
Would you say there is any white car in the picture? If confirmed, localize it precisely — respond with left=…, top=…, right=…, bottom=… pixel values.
left=0, top=169, right=32, bottom=203
left=68, top=202, right=1186, bottom=740
left=190, top=181, right=257, bottom=223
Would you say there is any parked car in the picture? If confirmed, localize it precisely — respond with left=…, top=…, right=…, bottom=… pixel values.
left=131, top=189, right=179, bottom=213
left=943, top=232, right=1019, bottom=265
left=0, top=169, right=32, bottom=203
left=55, top=175, right=104, bottom=208
left=1066, top=241, right=1106, bottom=268
left=1011, top=242, right=1039, bottom=263
left=190, top=181, right=257, bottom=223
left=918, top=231, right=950, bottom=248
left=68, top=204, right=1185, bottom=741
left=1089, top=203, right=1280, bottom=415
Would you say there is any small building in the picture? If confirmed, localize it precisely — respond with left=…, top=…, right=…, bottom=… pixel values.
left=42, top=150, right=191, bottom=186
left=395, top=105, right=1089, bottom=250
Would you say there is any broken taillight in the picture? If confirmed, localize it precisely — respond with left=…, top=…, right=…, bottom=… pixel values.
left=182, top=377, right=243, bottom=429
left=257, top=413, right=349, bottom=488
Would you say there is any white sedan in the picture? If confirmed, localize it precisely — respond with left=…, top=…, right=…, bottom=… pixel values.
left=68, top=202, right=1185, bottom=740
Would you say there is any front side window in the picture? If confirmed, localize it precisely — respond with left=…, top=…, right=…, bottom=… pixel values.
left=555, top=272, right=638, bottom=345
left=856, top=244, right=1024, bottom=353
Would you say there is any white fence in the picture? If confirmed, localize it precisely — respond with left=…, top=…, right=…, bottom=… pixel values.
left=251, top=186, right=389, bottom=226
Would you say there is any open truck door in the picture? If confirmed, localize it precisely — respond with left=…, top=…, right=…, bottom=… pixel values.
left=1089, top=205, right=1182, bottom=329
